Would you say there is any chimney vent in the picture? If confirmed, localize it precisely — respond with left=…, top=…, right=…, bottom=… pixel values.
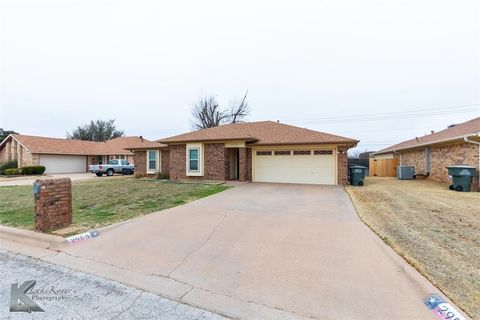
left=140, top=136, right=144, bottom=142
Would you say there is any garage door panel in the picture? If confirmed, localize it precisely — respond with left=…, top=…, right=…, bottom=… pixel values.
left=254, top=150, right=336, bottom=185
left=39, top=155, right=87, bottom=174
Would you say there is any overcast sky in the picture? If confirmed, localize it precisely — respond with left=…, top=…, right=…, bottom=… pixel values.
left=1, top=0, right=479, bottom=152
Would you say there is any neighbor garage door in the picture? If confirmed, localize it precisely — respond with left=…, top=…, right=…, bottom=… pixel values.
left=39, top=155, right=87, bottom=174
left=253, top=149, right=336, bottom=185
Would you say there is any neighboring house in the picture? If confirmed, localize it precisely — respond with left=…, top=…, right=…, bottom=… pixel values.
left=130, top=121, right=358, bottom=185
left=374, top=117, right=480, bottom=187
left=0, top=134, right=154, bottom=174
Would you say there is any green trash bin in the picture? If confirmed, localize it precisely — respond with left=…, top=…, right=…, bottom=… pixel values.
left=349, top=165, right=367, bottom=186
left=447, top=165, right=476, bottom=192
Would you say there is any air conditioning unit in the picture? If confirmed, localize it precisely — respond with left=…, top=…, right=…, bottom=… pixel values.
left=397, top=166, right=415, bottom=180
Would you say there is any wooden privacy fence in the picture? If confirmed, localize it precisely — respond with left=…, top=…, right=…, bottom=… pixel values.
left=369, top=158, right=399, bottom=177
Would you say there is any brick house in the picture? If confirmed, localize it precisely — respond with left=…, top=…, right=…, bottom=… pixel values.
left=374, top=117, right=480, bottom=190
left=0, top=134, right=154, bottom=174
left=131, top=121, right=358, bottom=185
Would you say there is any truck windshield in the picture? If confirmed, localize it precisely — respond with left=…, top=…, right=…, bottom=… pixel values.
left=108, top=160, right=118, bottom=165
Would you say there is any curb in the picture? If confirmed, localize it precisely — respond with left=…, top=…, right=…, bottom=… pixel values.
left=0, top=225, right=66, bottom=249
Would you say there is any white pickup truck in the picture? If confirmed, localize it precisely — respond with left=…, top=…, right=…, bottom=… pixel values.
left=89, top=159, right=135, bottom=177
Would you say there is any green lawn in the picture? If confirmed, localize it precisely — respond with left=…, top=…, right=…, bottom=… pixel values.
left=0, top=178, right=228, bottom=234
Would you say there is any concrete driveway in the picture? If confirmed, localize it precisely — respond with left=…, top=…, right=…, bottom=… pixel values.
left=39, top=183, right=459, bottom=319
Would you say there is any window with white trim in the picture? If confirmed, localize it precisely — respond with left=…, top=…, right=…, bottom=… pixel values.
left=147, top=150, right=158, bottom=173
left=188, top=148, right=200, bottom=171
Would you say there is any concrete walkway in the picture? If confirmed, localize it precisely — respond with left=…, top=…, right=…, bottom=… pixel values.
left=0, top=183, right=468, bottom=319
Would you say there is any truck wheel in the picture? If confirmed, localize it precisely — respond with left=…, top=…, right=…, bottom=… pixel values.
left=95, top=172, right=103, bottom=177
left=106, top=169, right=114, bottom=176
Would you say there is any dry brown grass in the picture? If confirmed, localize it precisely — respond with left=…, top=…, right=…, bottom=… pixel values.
left=346, top=177, right=480, bottom=319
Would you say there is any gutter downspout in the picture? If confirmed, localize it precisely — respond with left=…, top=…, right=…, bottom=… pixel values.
left=464, top=134, right=480, bottom=190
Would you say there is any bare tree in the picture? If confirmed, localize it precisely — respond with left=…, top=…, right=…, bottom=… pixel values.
left=191, top=91, right=250, bottom=130
left=228, top=90, right=249, bottom=124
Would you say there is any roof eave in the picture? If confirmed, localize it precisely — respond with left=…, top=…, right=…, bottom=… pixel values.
left=248, top=140, right=359, bottom=147
left=158, top=137, right=257, bottom=144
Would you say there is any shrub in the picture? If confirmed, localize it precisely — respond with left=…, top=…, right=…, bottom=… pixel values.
left=0, top=160, right=18, bottom=175
left=155, top=172, right=170, bottom=180
left=21, top=166, right=34, bottom=175
left=21, top=166, right=46, bottom=175
left=4, top=168, right=22, bottom=176
left=34, top=166, right=46, bottom=174
left=133, top=172, right=144, bottom=179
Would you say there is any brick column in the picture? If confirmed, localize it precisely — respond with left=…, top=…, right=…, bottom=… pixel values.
left=239, top=147, right=248, bottom=182
left=337, top=147, right=348, bottom=186
left=34, top=178, right=72, bottom=232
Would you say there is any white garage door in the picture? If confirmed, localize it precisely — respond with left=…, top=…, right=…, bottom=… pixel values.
left=253, top=149, right=336, bottom=185
left=39, top=155, right=87, bottom=174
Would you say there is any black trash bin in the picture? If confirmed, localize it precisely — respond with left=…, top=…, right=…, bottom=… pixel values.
left=349, top=165, right=367, bottom=186
left=447, top=165, right=476, bottom=192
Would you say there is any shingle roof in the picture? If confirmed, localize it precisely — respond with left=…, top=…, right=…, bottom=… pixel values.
left=0, top=135, right=164, bottom=155
left=158, top=121, right=358, bottom=146
left=375, top=117, right=480, bottom=155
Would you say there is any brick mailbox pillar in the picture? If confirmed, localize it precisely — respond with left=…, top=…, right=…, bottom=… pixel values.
left=34, top=178, right=72, bottom=232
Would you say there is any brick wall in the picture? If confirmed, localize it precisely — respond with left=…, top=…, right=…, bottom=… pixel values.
left=34, top=178, right=72, bottom=232
left=133, top=151, right=147, bottom=175
left=161, top=150, right=170, bottom=175
left=169, top=143, right=228, bottom=181
left=400, top=142, right=479, bottom=189
left=204, top=143, right=228, bottom=180
left=0, top=146, right=8, bottom=163
left=337, top=146, right=348, bottom=186
left=0, top=141, right=37, bottom=167
left=0, top=141, right=11, bottom=163
left=170, top=145, right=187, bottom=180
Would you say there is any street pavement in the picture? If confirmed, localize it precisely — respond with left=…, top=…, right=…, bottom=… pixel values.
left=0, top=250, right=227, bottom=320
left=0, top=173, right=124, bottom=187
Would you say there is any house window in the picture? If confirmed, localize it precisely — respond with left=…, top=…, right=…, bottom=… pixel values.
left=274, top=150, right=291, bottom=155
left=256, top=151, right=272, bottom=156
left=147, top=150, right=158, bottom=173
left=188, top=148, right=199, bottom=171
left=293, top=150, right=311, bottom=155
left=314, top=150, right=333, bottom=155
